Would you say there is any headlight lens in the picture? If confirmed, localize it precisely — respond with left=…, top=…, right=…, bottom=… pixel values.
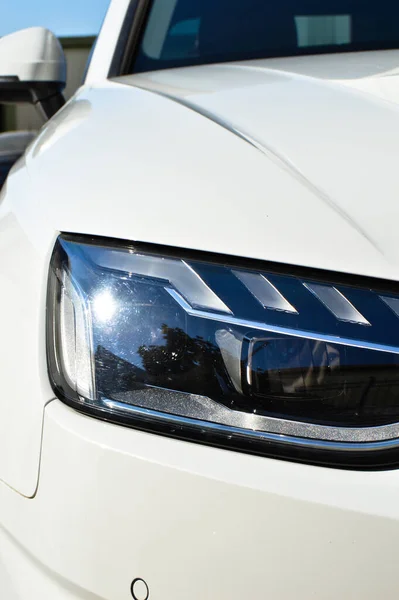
left=48, top=235, right=399, bottom=468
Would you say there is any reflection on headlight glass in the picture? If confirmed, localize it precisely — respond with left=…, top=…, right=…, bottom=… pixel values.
left=48, top=237, right=399, bottom=438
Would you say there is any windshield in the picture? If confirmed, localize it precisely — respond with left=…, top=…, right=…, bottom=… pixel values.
left=132, top=0, right=399, bottom=73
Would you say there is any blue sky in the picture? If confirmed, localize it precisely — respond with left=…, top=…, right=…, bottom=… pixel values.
left=0, top=0, right=111, bottom=37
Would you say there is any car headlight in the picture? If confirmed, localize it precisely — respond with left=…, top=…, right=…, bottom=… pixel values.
left=47, top=235, right=399, bottom=468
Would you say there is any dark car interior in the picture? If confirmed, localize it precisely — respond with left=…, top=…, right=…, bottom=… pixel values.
left=134, top=0, right=399, bottom=72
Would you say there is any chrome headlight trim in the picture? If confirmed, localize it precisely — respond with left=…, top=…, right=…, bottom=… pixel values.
left=101, top=397, right=399, bottom=451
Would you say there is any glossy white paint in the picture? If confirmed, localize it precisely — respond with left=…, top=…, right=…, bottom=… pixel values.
left=0, top=166, right=56, bottom=497
left=126, top=52, right=399, bottom=276
left=20, top=73, right=399, bottom=282
left=3, top=2, right=399, bottom=596
left=85, top=0, right=130, bottom=84
left=3, top=400, right=399, bottom=600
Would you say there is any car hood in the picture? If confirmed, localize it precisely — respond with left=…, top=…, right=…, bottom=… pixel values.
left=23, top=51, right=399, bottom=282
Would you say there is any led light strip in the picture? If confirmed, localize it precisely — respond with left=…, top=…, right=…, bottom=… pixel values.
left=381, top=295, right=399, bottom=317
left=304, top=282, right=370, bottom=325
left=166, top=288, right=399, bottom=355
left=87, top=246, right=399, bottom=332
left=233, top=270, right=298, bottom=313
left=84, top=248, right=232, bottom=314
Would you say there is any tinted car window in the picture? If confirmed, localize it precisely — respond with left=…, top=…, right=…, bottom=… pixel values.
left=133, top=0, right=399, bottom=72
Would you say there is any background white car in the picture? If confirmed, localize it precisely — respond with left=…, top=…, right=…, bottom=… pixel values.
left=2, top=1, right=399, bottom=598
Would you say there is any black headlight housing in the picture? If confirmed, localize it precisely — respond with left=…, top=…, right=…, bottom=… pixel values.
left=47, top=234, right=399, bottom=470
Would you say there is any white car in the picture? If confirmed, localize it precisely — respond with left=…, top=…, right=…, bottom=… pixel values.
left=2, top=1, right=399, bottom=598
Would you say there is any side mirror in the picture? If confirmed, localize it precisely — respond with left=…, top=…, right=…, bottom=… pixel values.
left=0, top=27, right=66, bottom=120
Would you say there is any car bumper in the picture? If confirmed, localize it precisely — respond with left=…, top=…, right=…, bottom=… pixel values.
left=3, top=399, right=399, bottom=599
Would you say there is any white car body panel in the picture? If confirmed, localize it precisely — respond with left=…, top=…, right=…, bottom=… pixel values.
left=2, top=400, right=399, bottom=600
left=3, top=0, right=399, bottom=596
left=21, top=67, right=399, bottom=282
left=2, top=48, right=399, bottom=500
left=0, top=166, right=55, bottom=497
left=127, top=52, right=399, bottom=276
left=84, top=0, right=130, bottom=84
